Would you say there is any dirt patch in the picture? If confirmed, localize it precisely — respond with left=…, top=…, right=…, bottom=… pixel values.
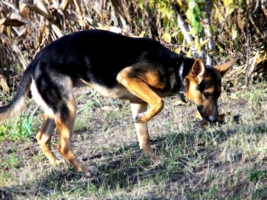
left=1, top=83, right=267, bottom=199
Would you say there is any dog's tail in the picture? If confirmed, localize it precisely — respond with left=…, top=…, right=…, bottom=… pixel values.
left=0, top=66, right=32, bottom=124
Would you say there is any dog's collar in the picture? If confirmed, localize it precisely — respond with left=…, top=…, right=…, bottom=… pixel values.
left=178, top=59, right=187, bottom=103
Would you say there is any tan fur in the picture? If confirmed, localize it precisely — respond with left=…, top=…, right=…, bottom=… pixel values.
left=130, top=102, right=158, bottom=160
left=36, top=115, right=58, bottom=165
left=117, top=67, right=164, bottom=123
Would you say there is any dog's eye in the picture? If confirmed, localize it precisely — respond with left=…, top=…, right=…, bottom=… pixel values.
left=203, top=92, right=211, bottom=98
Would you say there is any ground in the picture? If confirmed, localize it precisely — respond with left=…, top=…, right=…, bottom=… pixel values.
left=0, top=80, right=267, bottom=199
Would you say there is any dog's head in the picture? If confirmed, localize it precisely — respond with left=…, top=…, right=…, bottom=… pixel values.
left=185, top=58, right=238, bottom=122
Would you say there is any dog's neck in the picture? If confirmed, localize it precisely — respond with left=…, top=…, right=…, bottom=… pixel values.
left=178, top=57, right=195, bottom=102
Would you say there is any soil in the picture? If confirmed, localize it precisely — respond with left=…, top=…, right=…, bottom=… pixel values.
left=1, top=82, right=267, bottom=199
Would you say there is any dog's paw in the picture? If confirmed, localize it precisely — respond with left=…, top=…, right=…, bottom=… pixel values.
left=134, top=113, right=149, bottom=123
left=51, top=159, right=65, bottom=166
left=83, top=165, right=97, bottom=176
left=150, top=154, right=160, bottom=161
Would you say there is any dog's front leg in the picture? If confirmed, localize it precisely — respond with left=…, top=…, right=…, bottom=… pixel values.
left=130, top=102, right=158, bottom=160
left=117, top=67, right=164, bottom=123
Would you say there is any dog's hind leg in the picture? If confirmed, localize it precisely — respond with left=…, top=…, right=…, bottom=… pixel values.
left=54, top=95, right=94, bottom=175
left=36, top=114, right=60, bottom=165
left=130, top=102, right=158, bottom=160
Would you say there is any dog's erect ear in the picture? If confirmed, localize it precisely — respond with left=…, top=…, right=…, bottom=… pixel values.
left=188, top=58, right=205, bottom=84
left=214, top=57, right=239, bottom=77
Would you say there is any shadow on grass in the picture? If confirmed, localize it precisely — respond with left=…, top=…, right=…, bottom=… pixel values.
left=1, top=121, right=267, bottom=199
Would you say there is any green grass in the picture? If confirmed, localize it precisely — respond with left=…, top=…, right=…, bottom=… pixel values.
left=0, top=113, right=35, bottom=141
left=0, top=82, right=267, bottom=199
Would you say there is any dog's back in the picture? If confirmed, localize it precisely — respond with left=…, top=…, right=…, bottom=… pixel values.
left=31, top=30, right=181, bottom=87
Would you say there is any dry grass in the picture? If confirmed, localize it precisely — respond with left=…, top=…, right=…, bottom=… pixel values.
left=0, top=81, right=267, bottom=199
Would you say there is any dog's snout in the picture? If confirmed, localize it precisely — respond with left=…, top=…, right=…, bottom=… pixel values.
left=208, top=115, right=218, bottom=123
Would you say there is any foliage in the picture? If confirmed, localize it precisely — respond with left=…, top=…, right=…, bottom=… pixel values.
left=185, top=0, right=204, bottom=37
left=0, top=0, right=266, bottom=83
left=0, top=112, right=34, bottom=141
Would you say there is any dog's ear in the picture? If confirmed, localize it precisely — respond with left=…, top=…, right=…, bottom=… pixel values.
left=187, top=58, right=205, bottom=84
left=214, top=57, right=239, bottom=77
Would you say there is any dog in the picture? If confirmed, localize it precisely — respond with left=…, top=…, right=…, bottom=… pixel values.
left=0, top=30, right=238, bottom=175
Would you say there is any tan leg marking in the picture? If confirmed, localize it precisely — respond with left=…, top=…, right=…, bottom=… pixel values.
left=55, top=98, right=94, bottom=175
left=130, top=102, right=158, bottom=160
left=117, top=67, right=164, bottom=123
left=36, top=115, right=60, bottom=165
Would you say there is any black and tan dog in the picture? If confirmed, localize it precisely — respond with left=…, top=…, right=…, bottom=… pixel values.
left=0, top=30, right=238, bottom=175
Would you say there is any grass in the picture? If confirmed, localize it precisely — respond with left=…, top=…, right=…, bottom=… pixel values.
left=0, top=114, right=33, bottom=142
left=0, top=82, right=267, bottom=199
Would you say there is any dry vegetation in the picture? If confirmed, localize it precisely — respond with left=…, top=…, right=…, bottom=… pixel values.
left=0, top=0, right=266, bottom=88
left=0, top=83, right=267, bottom=199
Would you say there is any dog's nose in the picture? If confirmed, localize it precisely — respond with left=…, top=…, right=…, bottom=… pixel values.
left=208, top=115, right=218, bottom=123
